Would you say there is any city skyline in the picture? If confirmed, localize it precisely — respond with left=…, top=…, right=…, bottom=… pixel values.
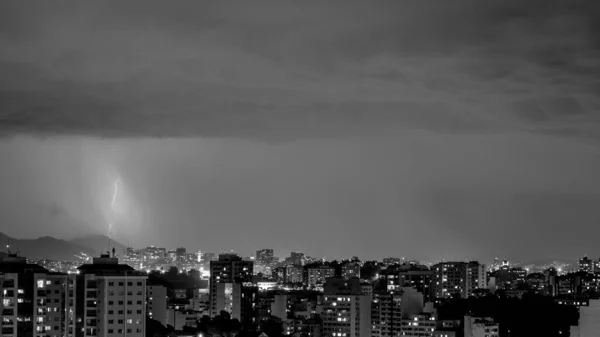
left=1, top=1, right=600, bottom=263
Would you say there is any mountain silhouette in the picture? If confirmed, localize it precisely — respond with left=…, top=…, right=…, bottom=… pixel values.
left=0, top=232, right=125, bottom=261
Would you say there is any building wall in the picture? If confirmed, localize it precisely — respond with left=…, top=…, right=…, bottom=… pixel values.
left=307, top=267, right=335, bottom=287
left=465, top=262, right=487, bottom=297
left=209, top=255, right=253, bottom=317
left=400, top=314, right=436, bottom=337
left=322, top=294, right=371, bottom=337
left=0, top=269, right=76, bottom=337
left=433, top=262, right=467, bottom=299
left=400, top=287, right=423, bottom=319
left=578, top=299, right=600, bottom=337
left=463, top=316, right=499, bottom=337
left=271, top=295, right=288, bottom=320
left=94, top=275, right=147, bottom=337
left=147, top=285, right=167, bottom=325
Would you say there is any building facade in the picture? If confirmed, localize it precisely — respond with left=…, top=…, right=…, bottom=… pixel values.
left=0, top=254, right=76, bottom=337
left=76, top=254, right=147, bottom=337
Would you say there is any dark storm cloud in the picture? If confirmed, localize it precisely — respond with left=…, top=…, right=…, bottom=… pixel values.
left=0, top=0, right=599, bottom=139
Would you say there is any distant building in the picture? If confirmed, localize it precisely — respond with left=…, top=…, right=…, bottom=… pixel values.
left=433, top=261, right=488, bottom=299
left=213, top=282, right=258, bottom=326
left=321, top=278, right=371, bottom=337
left=464, top=316, right=499, bottom=337
left=465, top=261, right=487, bottom=297
left=209, top=254, right=254, bottom=327
left=286, top=265, right=304, bottom=284
left=290, top=252, right=305, bottom=266
left=76, top=253, right=148, bottom=337
left=147, top=284, right=167, bottom=325
left=306, top=266, right=335, bottom=287
left=433, top=262, right=466, bottom=299
left=256, top=249, right=275, bottom=275
left=342, top=262, right=361, bottom=280
left=381, top=264, right=435, bottom=302
left=400, top=313, right=437, bottom=337
left=383, top=257, right=402, bottom=265
left=579, top=256, right=594, bottom=274
left=371, top=293, right=402, bottom=337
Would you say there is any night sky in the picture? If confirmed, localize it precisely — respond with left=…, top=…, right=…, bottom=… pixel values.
left=1, top=1, right=599, bottom=262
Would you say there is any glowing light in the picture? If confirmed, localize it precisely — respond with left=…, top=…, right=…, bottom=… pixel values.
left=107, top=178, right=120, bottom=239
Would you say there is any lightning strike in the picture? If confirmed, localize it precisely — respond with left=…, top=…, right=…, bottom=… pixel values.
left=108, top=179, right=120, bottom=240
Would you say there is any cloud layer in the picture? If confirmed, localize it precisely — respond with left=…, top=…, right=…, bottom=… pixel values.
left=0, top=0, right=598, bottom=139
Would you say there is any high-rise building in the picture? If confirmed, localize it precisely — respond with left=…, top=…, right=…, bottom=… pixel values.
left=465, top=262, right=487, bottom=297
left=463, top=316, right=499, bottom=337
left=306, top=266, right=335, bottom=287
left=400, top=313, right=436, bottom=337
left=285, top=265, right=303, bottom=284
left=371, top=293, right=402, bottom=337
left=76, top=253, right=147, bottom=337
left=255, top=249, right=275, bottom=276
left=381, top=265, right=435, bottom=302
left=209, top=254, right=254, bottom=325
left=342, top=262, right=361, bottom=280
left=0, top=254, right=76, bottom=337
left=147, top=285, right=167, bottom=325
left=256, top=249, right=274, bottom=266
left=321, top=278, right=371, bottom=337
left=433, top=262, right=488, bottom=299
left=433, top=262, right=465, bottom=299
left=290, top=252, right=305, bottom=266
left=213, top=283, right=258, bottom=327
left=579, top=256, right=594, bottom=274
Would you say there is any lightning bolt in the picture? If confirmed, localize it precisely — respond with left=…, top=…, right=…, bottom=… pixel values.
left=108, top=179, right=120, bottom=239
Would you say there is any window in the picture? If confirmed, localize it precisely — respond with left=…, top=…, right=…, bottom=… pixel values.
left=127, top=319, right=132, bottom=324
left=136, top=301, right=142, bottom=305
left=118, top=310, right=124, bottom=314
left=136, top=310, right=142, bottom=314
left=127, top=282, right=132, bottom=286
left=108, top=329, right=113, bottom=334
left=108, top=282, right=114, bottom=286
left=118, top=320, right=124, bottom=324
left=118, top=282, right=124, bottom=286
left=108, top=310, right=114, bottom=315
left=127, top=301, right=132, bottom=305
left=108, top=301, right=114, bottom=305
left=137, top=282, right=142, bottom=286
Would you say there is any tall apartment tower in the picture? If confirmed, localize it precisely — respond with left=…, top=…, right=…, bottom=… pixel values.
left=209, top=254, right=254, bottom=324
left=433, top=261, right=487, bottom=299
left=76, top=253, right=147, bottom=337
left=371, top=293, right=402, bottom=337
left=433, top=262, right=466, bottom=299
left=465, top=261, right=487, bottom=297
left=322, top=278, right=372, bottom=337
left=0, top=253, right=76, bottom=337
